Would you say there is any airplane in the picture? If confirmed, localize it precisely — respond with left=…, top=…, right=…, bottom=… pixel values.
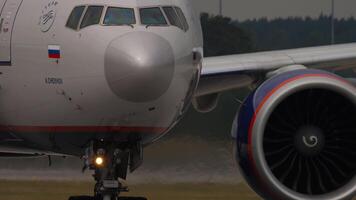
left=0, top=0, right=355, bottom=199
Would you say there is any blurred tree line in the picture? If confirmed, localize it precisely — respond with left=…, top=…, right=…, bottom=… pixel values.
left=201, top=13, right=356, bottom=56
left=200, top=13, right=255, bottom=57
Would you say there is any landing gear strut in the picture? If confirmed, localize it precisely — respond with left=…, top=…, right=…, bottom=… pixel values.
left=68, top=140, right=147, bottom=200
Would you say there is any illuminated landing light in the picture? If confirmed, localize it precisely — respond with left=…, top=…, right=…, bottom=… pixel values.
left=95, top=157, right=104, bottom=166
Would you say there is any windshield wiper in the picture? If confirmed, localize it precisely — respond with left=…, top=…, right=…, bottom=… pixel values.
left=145, top=24, right=154, bottom=29
left=123, top=24, right=134, bottom=28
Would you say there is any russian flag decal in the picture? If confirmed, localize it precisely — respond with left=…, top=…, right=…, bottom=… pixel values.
left=48, top=45, right=61, bottom=59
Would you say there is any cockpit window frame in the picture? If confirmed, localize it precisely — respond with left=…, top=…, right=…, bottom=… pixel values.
left=66, top=5, right=87, bottom=31
left=103, top=6, right=136, bottom=27
left=162, top=6, right=184, bottom=30
left=174, top=6, right=189, bottom=32
left=145, top=5, right=189, bottom=32
left=65, top=5, right=189, bottom=31
left=66, top=5, right=139, bottom=31
left=66, top=5, right=86, bottom=30
left=138, top=6, right=169, bottom=27
left=79, top=5, right=105, bottom=29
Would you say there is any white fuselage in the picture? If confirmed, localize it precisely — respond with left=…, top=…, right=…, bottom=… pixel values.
left=0, top=0, right=203, bottom=155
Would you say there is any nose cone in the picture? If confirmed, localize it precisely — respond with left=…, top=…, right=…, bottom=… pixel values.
left=105, top=32, right=175, bottom=102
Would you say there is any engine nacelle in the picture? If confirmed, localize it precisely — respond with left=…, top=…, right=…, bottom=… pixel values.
left=234, top=69, right=356, bottom=200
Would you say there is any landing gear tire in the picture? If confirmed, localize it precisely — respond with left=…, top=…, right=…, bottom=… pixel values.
left=102, top=195, right=113, bottom=200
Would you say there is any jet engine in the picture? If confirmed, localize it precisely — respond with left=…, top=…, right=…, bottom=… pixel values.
left=234, top=69, right=356, bottom=200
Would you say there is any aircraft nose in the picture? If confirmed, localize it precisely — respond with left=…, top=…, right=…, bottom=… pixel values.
left=104, top=32, right=175, bottom=103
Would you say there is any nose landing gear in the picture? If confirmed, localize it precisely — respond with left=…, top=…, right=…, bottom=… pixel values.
left=68, top=141, right=147, bottom=200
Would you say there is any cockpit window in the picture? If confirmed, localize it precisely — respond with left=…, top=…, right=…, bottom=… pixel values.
left=66, top=5, right=188, bottom=31
left=163, top=7, right=183, bottom=30
left=175, top=7, right=189, bottom=31
left=104, top=7, right=135, bottom=26
left=80, top=6, right=104, bottom=29
left=66, top=6, right=85, bottom=30
left=140, top=7, right=167, bottom=26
